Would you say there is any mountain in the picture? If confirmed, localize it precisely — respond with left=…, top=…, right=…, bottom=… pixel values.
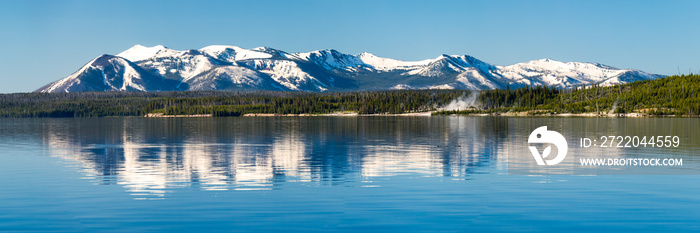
left=37, top=54, right=180, bottom=92
left=36, top=45, right=664, bottom=93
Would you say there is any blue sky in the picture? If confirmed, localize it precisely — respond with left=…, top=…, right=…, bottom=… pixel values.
left=0, top=0, right=698, bottom=93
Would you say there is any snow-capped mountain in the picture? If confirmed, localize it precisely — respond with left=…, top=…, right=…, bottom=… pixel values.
left=495, top=59, right=659, bottom=88
left=37, top=44, right=664, bottom=93
left=37, top=54, right=180, bottom=92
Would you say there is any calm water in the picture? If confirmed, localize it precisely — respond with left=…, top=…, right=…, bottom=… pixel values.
left=0, top=117, right=699, bottom=232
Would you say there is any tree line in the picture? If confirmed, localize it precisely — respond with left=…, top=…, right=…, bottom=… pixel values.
left=434, top=74, right=700, bottom=116
left=0, top=90, right=466, bottom=117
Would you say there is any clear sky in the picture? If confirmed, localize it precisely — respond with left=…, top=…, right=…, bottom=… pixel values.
left=0, top=0, right=698, bottom=93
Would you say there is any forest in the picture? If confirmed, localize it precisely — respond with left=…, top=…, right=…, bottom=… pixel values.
left=434, top=74, right=700, bottom=116
left=0, top=90, right=464, bottom=117
left=1, top=74, right=698, bottom=118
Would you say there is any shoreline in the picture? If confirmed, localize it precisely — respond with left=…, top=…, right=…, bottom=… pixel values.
left=143, top=111, right=694, bottom=118
left=144, top=113, right=213, bottom=118
left=242, top=112, right=433, bottom=117
left=438, top=111, right=693, bottom=118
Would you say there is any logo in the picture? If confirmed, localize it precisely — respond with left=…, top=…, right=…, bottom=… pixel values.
left=528, top=126, right=568, bottom=165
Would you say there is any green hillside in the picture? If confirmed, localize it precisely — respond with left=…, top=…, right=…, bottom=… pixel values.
left=435, top=74, right=700, bottom=116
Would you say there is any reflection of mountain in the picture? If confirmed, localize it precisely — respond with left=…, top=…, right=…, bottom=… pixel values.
left=40, top=117, right=506, bottom=197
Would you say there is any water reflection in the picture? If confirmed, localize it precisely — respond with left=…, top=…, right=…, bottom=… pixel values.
left=34, top=117, right=507, bottom=197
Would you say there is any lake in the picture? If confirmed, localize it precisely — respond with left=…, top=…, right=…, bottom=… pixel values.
left=0, top=117, right=698, bottom=232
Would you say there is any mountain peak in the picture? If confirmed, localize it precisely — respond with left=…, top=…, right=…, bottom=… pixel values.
left=126, top=44, right=168, bottom=51
left=437, top=54, right=452, bottom=59
left=117, top=44, right=179, bottom=62
left=90, top=54, right=121, bottom=67
left=200, top=45, right=243, bottom=51
left=200, top=45, right=273, bottom=61
left=251, top=46, right=284, bottom=54
left=95, top=53, right=116, bottom=60
left=250, top=47, right=290, bottom=58
left=356, top=52, right=375, bottom=57
left=304, top=49, right=344, bottom=56
left=252, top=46, right=272, bottom=50
left=534, top=58, right=558, bottom=63
left=292, top=49, right=366, bottom=71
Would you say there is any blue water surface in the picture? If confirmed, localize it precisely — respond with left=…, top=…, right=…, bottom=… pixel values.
left=0, top=117, right=698, bottom=232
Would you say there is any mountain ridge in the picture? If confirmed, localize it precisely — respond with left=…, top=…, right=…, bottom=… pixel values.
left=36, top=45, right=664, bottom=93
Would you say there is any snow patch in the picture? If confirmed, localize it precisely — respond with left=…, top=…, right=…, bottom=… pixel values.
left=200, top=45, right=273, bottom=62
left=117, top=45, right=180, bottom=62
left=356, top=52, right=432, bottom=70
left=390, top=84, right=413, bottom=90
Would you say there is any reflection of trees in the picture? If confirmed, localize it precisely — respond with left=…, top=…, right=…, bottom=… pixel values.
left=40, top=117, right=505, bottom=197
